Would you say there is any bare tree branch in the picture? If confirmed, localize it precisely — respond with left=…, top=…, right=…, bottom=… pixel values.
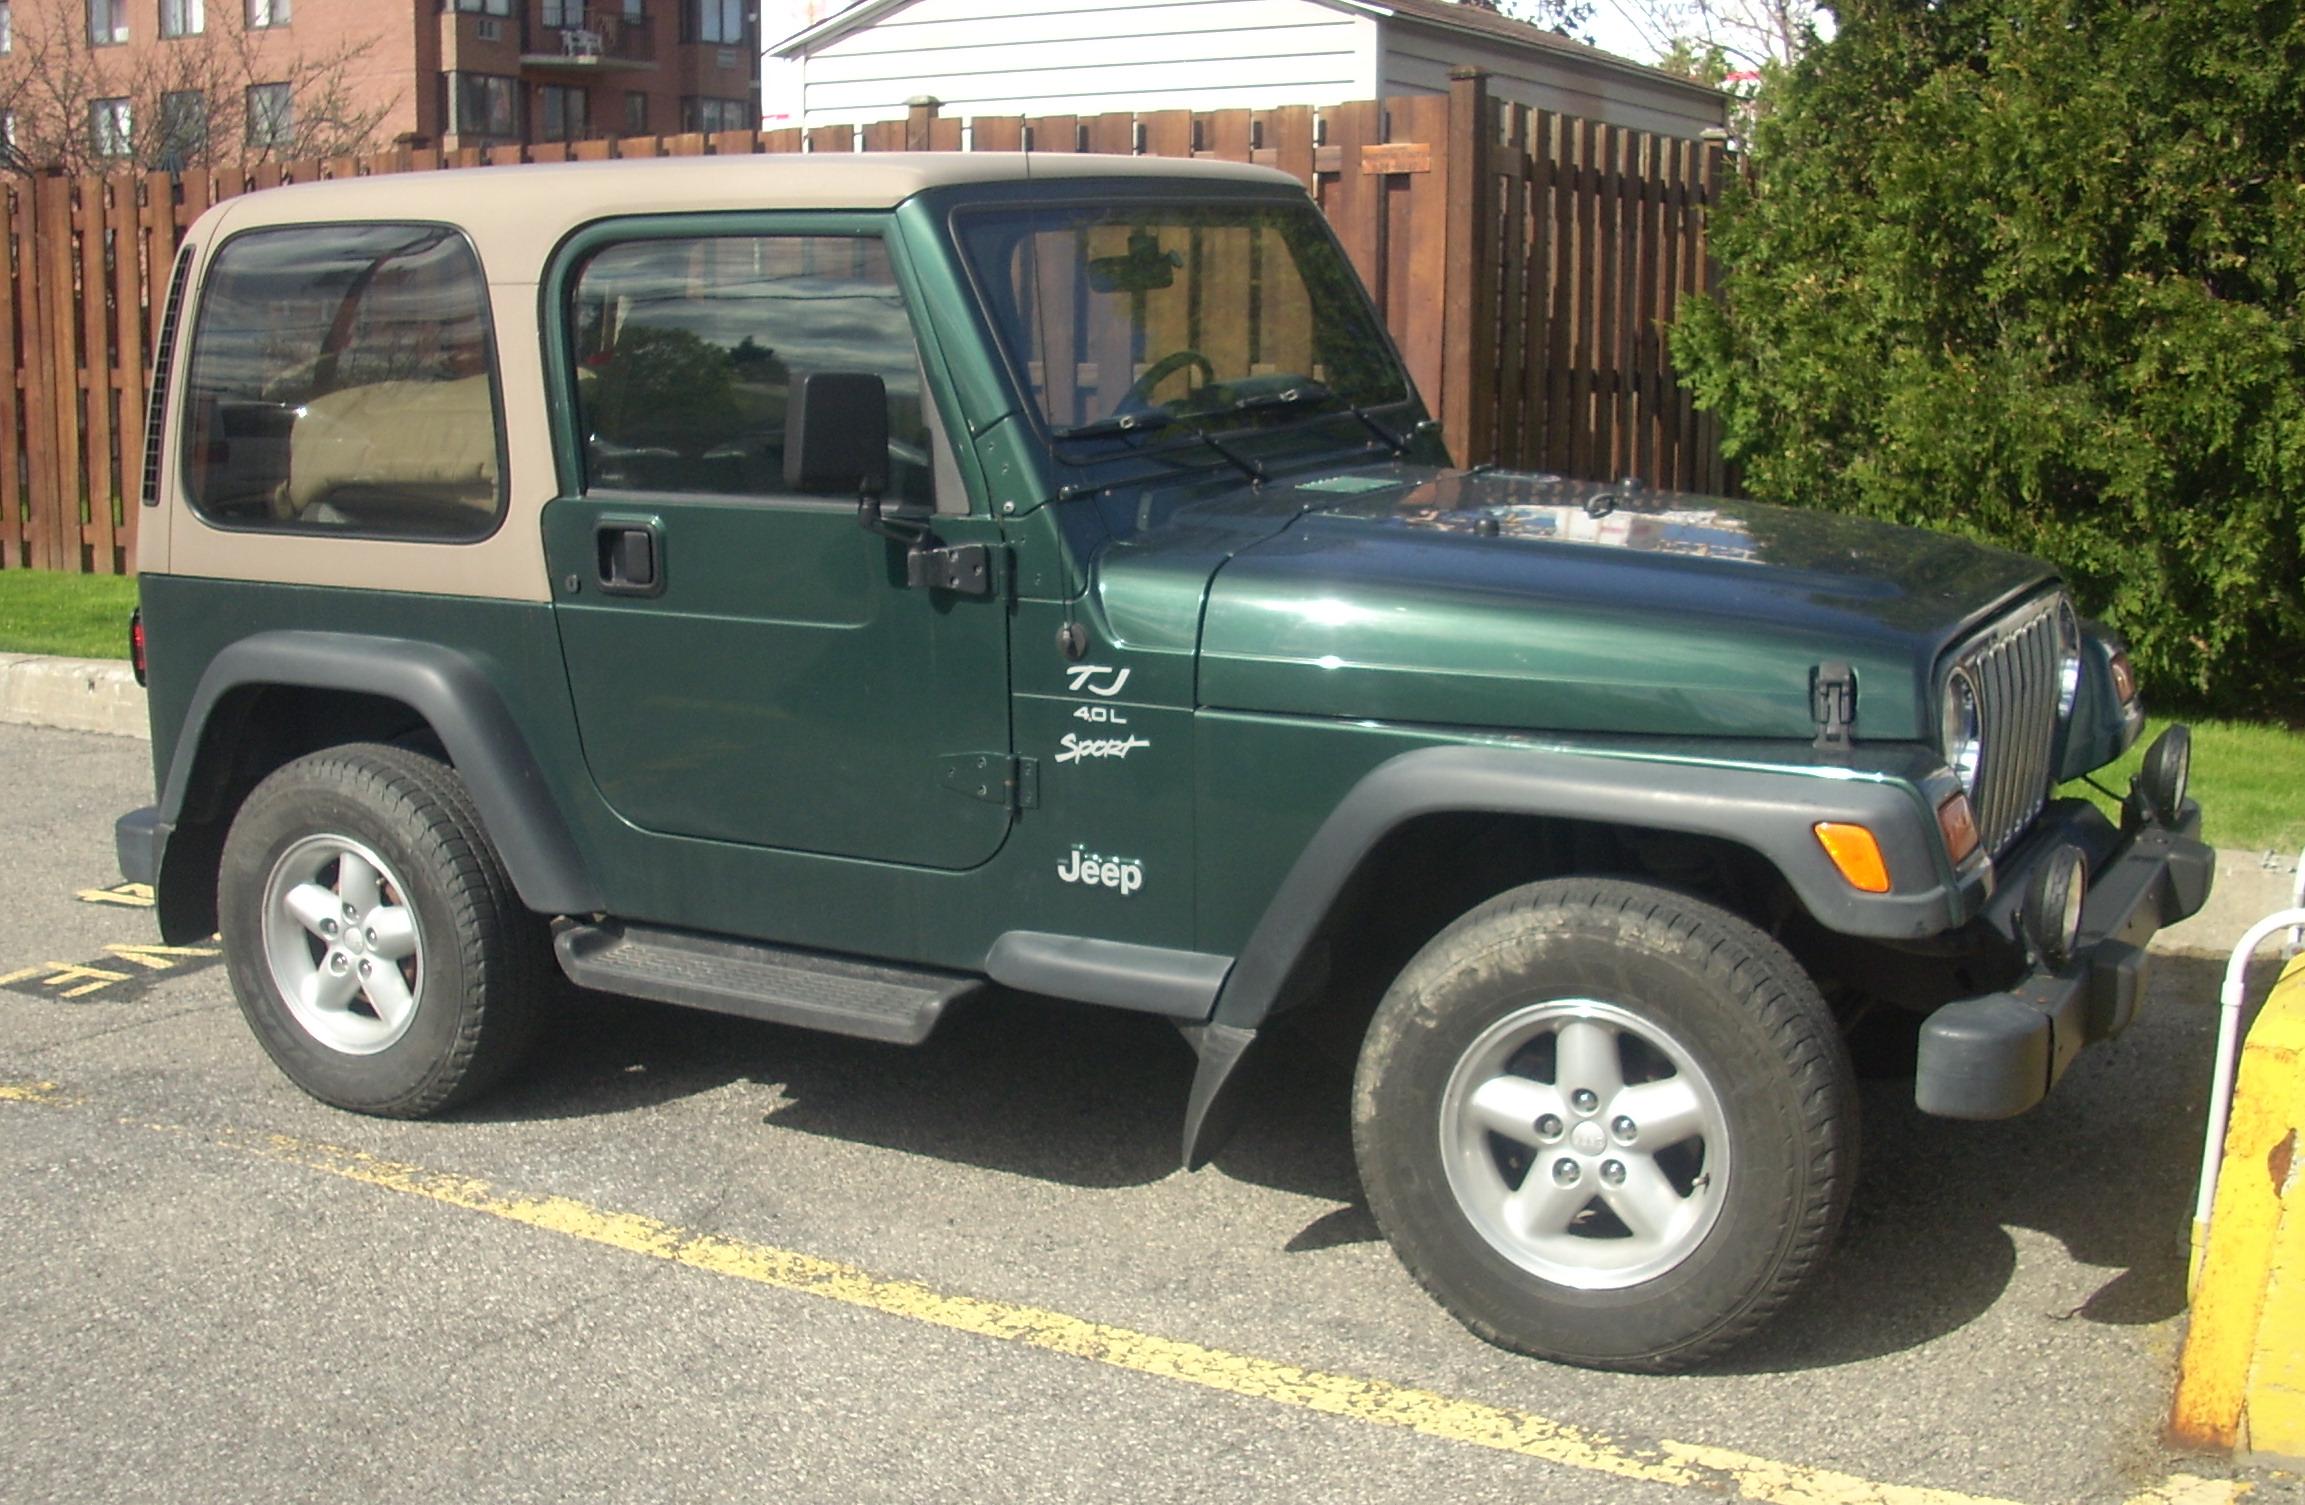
left=0, top=4, right=396, bottom=174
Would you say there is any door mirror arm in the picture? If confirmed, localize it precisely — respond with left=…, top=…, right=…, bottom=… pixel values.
left=859, top=486, right=992, bottom=597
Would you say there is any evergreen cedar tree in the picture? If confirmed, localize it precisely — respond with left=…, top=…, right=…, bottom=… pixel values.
left=1672, top=0, right=2305, bottom=719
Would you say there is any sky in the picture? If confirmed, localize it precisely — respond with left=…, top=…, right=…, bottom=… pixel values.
left=1579, top=1, right=1677, bottom=65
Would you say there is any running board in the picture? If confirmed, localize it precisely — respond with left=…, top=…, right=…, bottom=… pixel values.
left=554, top=921, right=975, bottom=1045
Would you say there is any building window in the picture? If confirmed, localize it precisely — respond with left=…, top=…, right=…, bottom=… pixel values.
left=681, top=96, right=748, bottom=134
left=90, top=97, right=132, bottom=156
left=542, top=0, right=582, bottom=26
left=454, top=0, right=510, bottom=11
left=87, top=0, right=128, bottom=44
left=621, top=0, right=641, bottom=17
left=537, top=83, right=588, bottom=142
left=245, top=0, right=286, bottom=26
left=160, top=0, right=203, bottom=37
left=158, top=90, right=208, bottom=160
left=446, top=71, right=520, bottom=140
left=623, top=90, right=646, bottom=135
left=686, top=0, right=739, bottom=43
left=246, top=83, right=292, bottom=148
left=181, top=223, right=506, bottom=540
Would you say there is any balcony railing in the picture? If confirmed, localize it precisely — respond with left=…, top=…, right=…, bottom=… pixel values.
left=524, top=9, right=656, bottom=68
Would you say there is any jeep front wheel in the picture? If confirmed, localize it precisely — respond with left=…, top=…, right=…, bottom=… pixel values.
left=218, top=743, right=544, bottom=1117
left=1352, top=877, right=1856, bottom=1372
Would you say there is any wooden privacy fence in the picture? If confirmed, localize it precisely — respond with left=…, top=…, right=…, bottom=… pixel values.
left=0, top=68, right=1727, bottom=575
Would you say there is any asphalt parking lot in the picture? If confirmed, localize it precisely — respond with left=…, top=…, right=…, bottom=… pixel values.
left=1, top=721, right=2291, bottom=1504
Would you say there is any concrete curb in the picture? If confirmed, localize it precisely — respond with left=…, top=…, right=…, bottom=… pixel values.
left=0, top=652, right=146, bottom=739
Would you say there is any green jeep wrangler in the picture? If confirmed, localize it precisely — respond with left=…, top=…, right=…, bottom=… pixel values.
left=118, top=153, right=2212, bottom=1372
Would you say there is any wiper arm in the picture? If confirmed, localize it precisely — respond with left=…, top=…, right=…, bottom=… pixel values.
left=1347, top=406, right=1414, bottom=456
left=1051, top=410, right=1175, bottom=441
left=1191, top=425, right=1267, bottom=483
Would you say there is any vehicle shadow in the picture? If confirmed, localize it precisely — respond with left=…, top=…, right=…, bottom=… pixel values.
left=474, top=984, right=1201, bottom=1189
left=476, top=979, right=1369, bottom=1200
left=470, top=951, right=2272, bottom=1373
left=1720, top=950, right=2271, bottom=1372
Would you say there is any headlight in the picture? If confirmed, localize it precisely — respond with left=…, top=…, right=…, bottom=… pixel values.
left=2055, top=600, right=2082, bottom=719
left=1941, top=668, right=1983, bottom=791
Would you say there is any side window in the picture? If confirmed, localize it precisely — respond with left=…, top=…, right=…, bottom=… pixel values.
left=568, top=234, right=935, bottom=508
left=181, top=223, right=503, bottom=539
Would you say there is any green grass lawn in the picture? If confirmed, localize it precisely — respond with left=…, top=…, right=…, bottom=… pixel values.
left=2062, top=717, right=2305, bottom=858
left=0, top=569, right=138, bottom=659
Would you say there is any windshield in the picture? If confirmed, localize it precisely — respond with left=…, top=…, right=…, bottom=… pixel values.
left=955, top=201, right=1410, bottom=441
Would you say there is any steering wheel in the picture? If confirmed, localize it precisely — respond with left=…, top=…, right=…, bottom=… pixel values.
left=1120, top=348, right=1216, bottom=412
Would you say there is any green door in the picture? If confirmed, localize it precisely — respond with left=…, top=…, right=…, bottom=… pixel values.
left=543, top=223, right=1010, bottom=871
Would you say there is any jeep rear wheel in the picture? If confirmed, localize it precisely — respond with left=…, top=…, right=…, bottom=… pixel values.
left=1352, top=877, right=1856, bottom=1372
left=219, top=743, right=544, bottom=1117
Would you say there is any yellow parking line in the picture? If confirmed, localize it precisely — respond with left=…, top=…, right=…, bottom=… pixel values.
left=0, top=1083, right=2250, bottom=1505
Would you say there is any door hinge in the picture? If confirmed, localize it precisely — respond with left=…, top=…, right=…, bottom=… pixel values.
left=908, top=542, right=992, bottom=596
left=939, top=753, right=1039, bottom=809
left=1810, top=662, right=1856, bottom=754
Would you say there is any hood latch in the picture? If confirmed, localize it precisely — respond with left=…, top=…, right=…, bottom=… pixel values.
left=1811, top=662, right=1856, bottom=754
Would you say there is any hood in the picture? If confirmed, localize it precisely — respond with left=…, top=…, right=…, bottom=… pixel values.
left=1190, top=468, right=2054, bottom=741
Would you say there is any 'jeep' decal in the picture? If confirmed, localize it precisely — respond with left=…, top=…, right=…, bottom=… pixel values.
left=1056, top=848, right=1144, bottom=895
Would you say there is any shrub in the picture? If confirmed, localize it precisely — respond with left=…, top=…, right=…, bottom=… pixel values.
left=1674, top=0, right=2305, bottom=718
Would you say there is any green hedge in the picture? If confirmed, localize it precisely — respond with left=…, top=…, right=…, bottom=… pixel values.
left=1673, top=0, right=2305, bottom=719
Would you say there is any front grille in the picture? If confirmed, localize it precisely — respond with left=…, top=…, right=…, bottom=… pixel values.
left=1957, top=596, right=2065, bottom=855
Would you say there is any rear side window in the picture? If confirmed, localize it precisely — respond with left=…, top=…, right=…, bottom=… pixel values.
left=180, top=223, right=504, bottom=539
left=567, top=234, right=935, bottom=507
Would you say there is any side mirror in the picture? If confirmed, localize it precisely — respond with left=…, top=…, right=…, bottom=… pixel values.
left=783, top=371, right=889, bottom=498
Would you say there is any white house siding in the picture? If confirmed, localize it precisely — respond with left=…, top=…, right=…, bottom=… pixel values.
left=1379, top=22, right=1724, bottom=138
left=789, top=0, right=1379, bottom=128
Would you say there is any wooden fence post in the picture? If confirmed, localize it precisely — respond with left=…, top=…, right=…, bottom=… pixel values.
left=905, top=97, right=940, bottom=151
left=1442, top=68, right=1496, bottom=468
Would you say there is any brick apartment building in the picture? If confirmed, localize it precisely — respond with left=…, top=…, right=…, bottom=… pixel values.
left=1, top=0, right=762, bottom=158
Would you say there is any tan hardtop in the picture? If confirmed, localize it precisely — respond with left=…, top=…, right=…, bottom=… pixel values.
left=197, top=152, right=1303, bottom=275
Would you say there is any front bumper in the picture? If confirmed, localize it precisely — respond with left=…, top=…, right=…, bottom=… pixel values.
left=1913, top=799, right=2212, bottom=1118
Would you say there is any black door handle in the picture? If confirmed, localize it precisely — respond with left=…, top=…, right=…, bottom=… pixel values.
left=596, top=521, right=662, bottom=596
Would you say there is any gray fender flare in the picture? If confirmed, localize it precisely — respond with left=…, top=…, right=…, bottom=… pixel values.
left=1177, top=743, right=1956, bottom=1169
left=160, top=630, right=603, bottom=917
left=1213, top=743, right=1958, bottom=1032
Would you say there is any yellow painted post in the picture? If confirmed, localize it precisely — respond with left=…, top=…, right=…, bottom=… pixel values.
left=2249, top=1169, right=2305, bottom=1456
left=2172, top=953, right=2305, bottom=1454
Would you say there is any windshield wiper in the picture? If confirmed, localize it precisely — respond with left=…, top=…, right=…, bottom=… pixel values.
left=1227, top=381, right=1335, bottom=417
left=1051, top=410, right=1176, bottom=442
left=1227, top=379, right=1415, bottom=456
left=1051, top=407, right=1262, bottom=484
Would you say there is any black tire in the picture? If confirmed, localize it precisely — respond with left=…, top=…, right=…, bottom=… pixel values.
left=218, top=742, right=546, bottom=1117
left=1352, top=876, right=1856, bottom=1372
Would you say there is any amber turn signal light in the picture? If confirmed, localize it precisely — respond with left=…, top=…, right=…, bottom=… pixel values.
left=1814, top=822, right=1891, bottom=894
left=1937, top=791, right=1980, bottom=865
